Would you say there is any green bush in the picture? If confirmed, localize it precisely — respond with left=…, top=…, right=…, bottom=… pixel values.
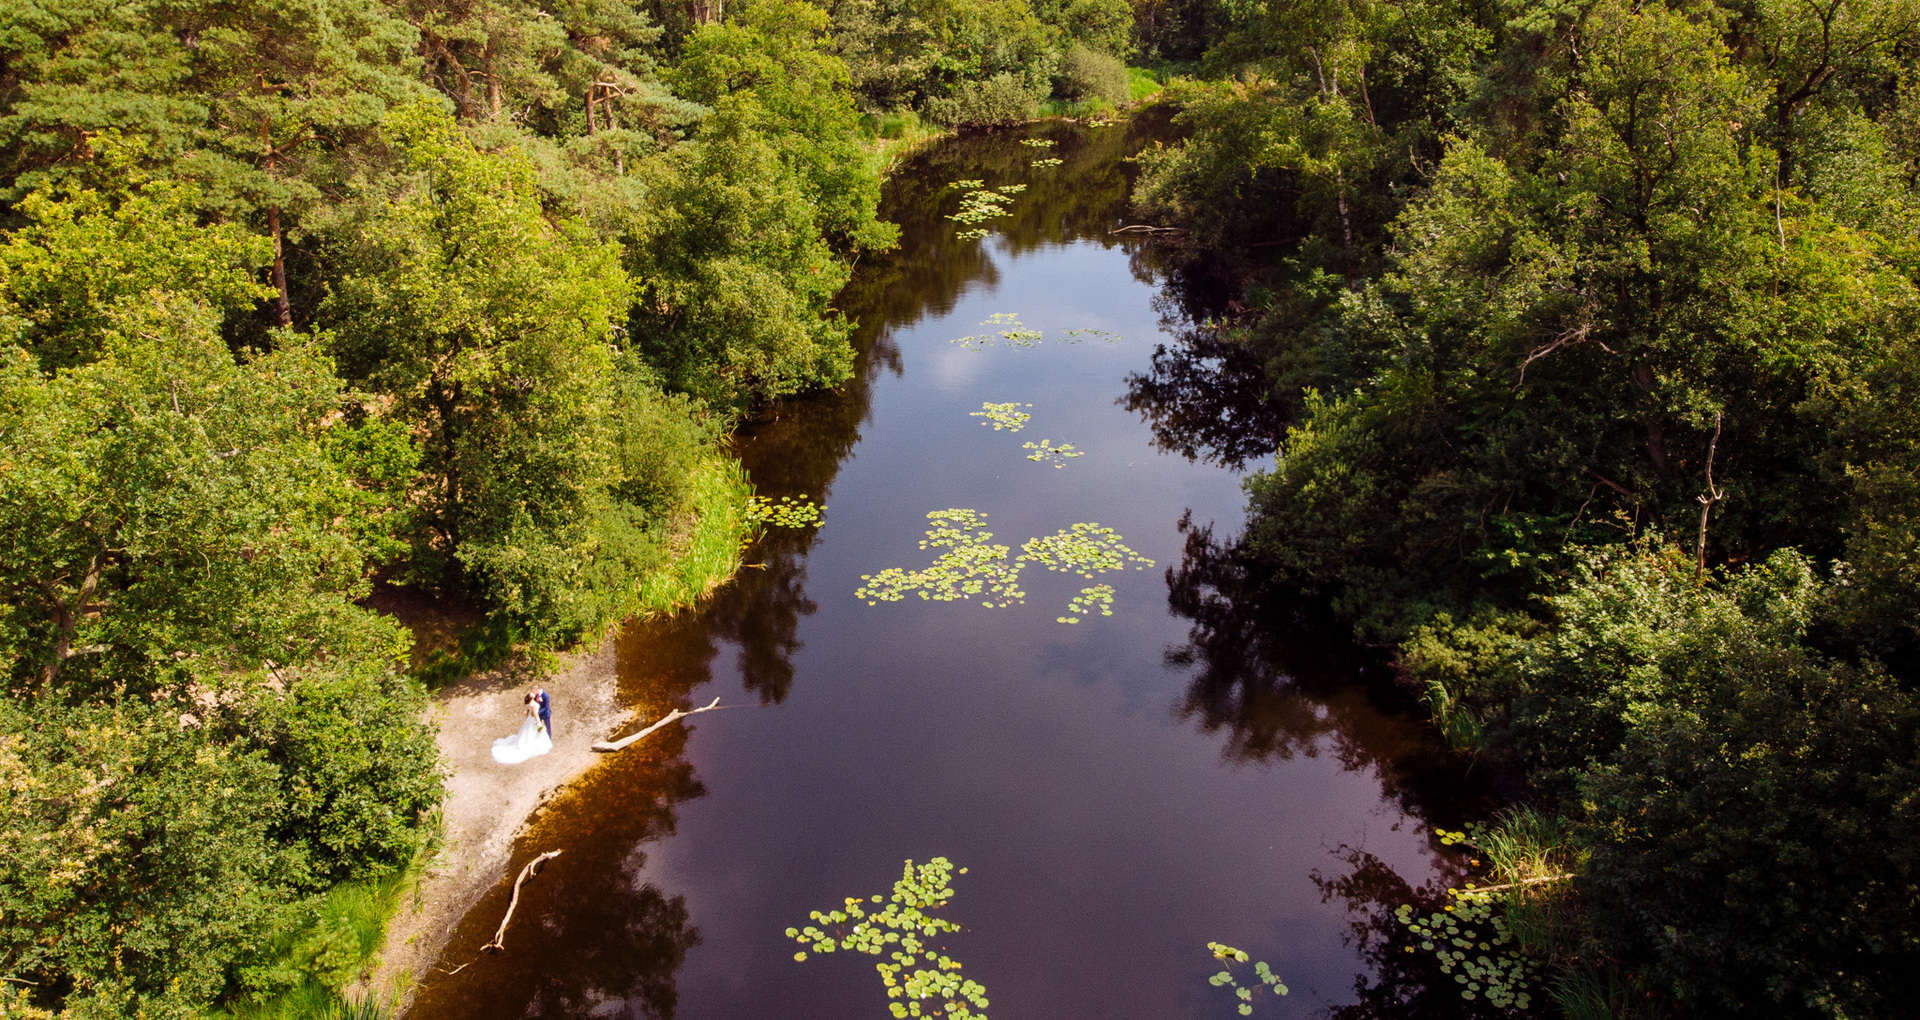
left=859, top=108, right=925, bottom=140
left=1055, top=45, right=1130, bottom=104
left=924, top=72, right=1043, bottom=127
left=0, top=698, right=287, bottom=1017
left=1413, top=545, right=1920, bottom=1015
left=238, top=654, right=441, bottom=890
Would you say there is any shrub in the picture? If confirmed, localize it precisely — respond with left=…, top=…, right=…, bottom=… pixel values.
left=924, top=72, right=1043, bottom=127
left=1055, top=45, right=1130, bottom=104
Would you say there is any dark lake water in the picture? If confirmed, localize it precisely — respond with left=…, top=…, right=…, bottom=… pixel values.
left=406, top=111, right=1491, bottom=1020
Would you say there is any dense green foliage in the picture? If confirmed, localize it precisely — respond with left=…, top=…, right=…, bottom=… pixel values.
left=815, top=0, right=1138, bottom=124
left=11, top=0, right=1911, bottom=1011
left=0, top=172, right=437, bottom=1017
left=0, top=0, right=895, bottom=1013
left=1135, top=0, right=1920, bottom=1013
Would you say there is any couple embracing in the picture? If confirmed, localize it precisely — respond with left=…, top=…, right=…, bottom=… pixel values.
left=491, top=687, right=554, bottom=765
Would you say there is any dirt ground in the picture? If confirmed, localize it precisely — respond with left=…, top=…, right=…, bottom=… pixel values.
left=354, top=641, right=635, bottom=1015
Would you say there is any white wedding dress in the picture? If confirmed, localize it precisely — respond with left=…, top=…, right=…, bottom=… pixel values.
left=492, top=713, right=553, bottom=764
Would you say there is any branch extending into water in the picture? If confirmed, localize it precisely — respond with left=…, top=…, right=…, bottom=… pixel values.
left=440, top=850, right=564, bottom=974
left=1461, top=873, right=1575, bottom=895
left=591, top=697, right=723, bottom=752
left=485, top=851, right=562, bottom=953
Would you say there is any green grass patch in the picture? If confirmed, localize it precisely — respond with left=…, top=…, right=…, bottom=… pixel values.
left=212, top=832, right=437, bottom=1020
left=635, top=455, right=751, bottom=616
left=857, top=108, right=948, bottom=176
left=1127, top=66, right=1164, bottom=102
left=410, top=612, right=521, bottom=691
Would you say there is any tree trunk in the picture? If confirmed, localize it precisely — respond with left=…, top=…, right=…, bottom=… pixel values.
left=1694, top=411, right=1724, bottom=582
left=41, top=555, right=101, bottom=689
left=1334, top=170, right=1354, bottom=252
left=268, top=205, right=292, bottom=327
left=485, top=42, right=502, bottom=119
left=1629, top=362, right=1666, bottom=472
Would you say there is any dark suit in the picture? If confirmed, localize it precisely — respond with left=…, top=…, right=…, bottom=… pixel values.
left=537, top=690, right=552, bottom=736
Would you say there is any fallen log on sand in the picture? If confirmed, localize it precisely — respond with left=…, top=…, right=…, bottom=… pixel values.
left=591, top=697, right=722, bottom=752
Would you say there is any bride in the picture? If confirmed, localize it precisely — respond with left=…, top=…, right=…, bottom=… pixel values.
left=492, top=692, right=553, bottom=764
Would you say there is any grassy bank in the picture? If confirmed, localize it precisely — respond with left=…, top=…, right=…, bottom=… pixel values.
left=208, top=830, right=438, bottom=1020
left=634, top=455, right=754, bottom=616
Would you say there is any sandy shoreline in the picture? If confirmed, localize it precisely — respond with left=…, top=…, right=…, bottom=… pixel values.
left=356, top=640, right=636, bottom=1015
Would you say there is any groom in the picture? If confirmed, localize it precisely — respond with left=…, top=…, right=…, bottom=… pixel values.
left=535, top=687, right=552, bottom=737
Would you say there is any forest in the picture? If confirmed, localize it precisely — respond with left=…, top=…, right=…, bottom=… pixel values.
left=1131, top=0, right=1920, bottom=1015
left=0, top=0, right=1915, bottom=1016
left=0, top=0, right=1138, bottom=1016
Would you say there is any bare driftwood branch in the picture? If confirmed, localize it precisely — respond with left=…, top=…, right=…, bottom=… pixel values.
left=440, top=850, right=562, bottom=975
left=1460, top=873, right=1576, bottom=895
left=1108, top=224, right=1187, bottom=235
left=485, top=850, right=561, bottom=953
left=1581, top=467, right=1635, bottom=500
left=592, top=697, right=722, bottom=752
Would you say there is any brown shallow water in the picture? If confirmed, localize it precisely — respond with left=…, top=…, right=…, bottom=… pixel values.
left=405, top=111, right=1495, bottom=1020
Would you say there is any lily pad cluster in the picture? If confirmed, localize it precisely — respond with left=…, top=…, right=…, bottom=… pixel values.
left=746, top=494, right=825, bottom=529
left=951, top=312, right=1043, bottom=349
left=1021, top=439, right=1083, bottom=467
left=971, top=403, right=1087, bottom=472
left=855, top=509, right=1025, bottom=608
left=950, top=319, right=1120, bottom=350
left=1020, top=523, right=1153, bottom=577
left=1060, top=327, right=1118, bottom=344
left=1205, top=942, right=1288, bottom=1016
left=1059, top=583, right=1114, bottom=624
left=955, top=227, right=990, bottom=242
left=855, top=511, right=1153, bottom=622
left=947, top=182, right=1025, bottom=226
left=1019, top=137, right=1056, bottom=148
left=1394, top=889, right=1535, bottom=1011
left=786, top=857, right=989, bottom=1019
left=1031, top=157, right=1063, bottom=169
left=970, top=401, right=1032, bottom=432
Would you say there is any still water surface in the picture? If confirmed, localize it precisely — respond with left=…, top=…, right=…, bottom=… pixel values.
left=407, top=111, right=1488, bottom=1019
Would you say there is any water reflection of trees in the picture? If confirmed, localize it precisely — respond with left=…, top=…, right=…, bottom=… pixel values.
left=1164, top=513, right=1486, bottom=815
left=1165, top=516, right=1515, bottom=1017
left=1122, top=314, right=1287, bottom=469
left=1314, top=847, right=1487, bottom=1020
left=1117, top=243, right=1291, bottom=470
left=839, top=109, right=1182, bottom=341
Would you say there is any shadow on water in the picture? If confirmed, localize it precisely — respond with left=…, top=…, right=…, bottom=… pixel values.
left=1314, top=847, right=1494, bottom=1020
left=1162, top=518, right=1515, bottom=1018
left=406, top=108, right=1515, bottom=1020
left=1122, top=317, right=1291, bottom=470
